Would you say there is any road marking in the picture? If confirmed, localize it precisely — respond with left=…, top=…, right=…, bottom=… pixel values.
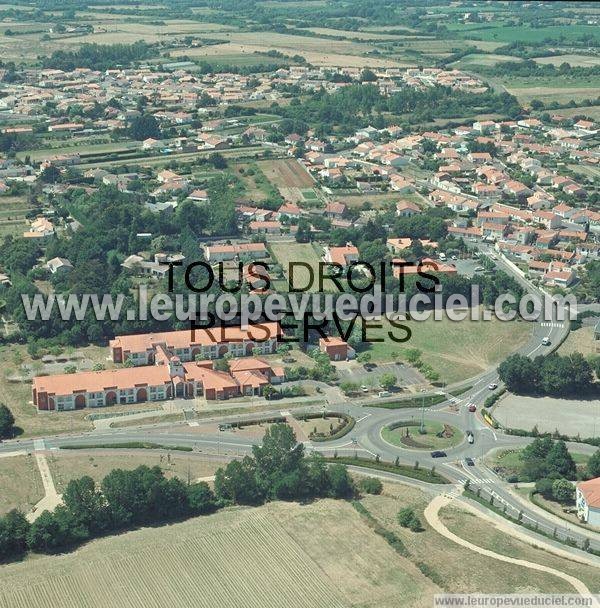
left=540, top=322, right=564, bottom=328
left=188, top=421, right=199, bottom=427
left=280, top=410, right=291, bottom=416
left=355, top=414, right=372, bottom=423
left=33, top=439, right=45, bottom=451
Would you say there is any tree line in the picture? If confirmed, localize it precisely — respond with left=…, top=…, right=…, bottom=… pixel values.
left=498, top=352, right=597, bottom=397
left=0, top=425, right=356, bottom=563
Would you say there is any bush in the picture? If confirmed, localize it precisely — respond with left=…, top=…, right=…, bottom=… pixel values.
left=397, top=507, right=423, bottom=532
left=359, top=477, right=383, bottom=495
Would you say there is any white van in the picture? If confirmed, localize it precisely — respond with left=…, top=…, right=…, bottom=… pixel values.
left=439, top=253, right=447, bottom=262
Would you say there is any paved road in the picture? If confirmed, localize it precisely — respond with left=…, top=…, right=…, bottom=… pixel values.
left=0, top=250, right=593, bottom=555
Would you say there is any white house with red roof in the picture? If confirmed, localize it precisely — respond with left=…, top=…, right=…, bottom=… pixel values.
left=577, top=478, right=600, bottom=526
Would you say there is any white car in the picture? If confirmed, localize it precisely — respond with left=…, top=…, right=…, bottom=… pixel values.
left=360, top=385, right=369, bottom=393
left=488, top=383, right=498, bottom=390
left=542, top=337, right=551, bottom=346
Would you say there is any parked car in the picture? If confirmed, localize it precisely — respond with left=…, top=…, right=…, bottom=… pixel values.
left=430, top=450, right=447, bottom=458
left=364, top=363, right=377, bottom=371
left=378, top=391, right=391, bottom=398
left=542, top=337, right=551, bottom=346
left=360, top=385, right=369, bottom=393
left=488, top=383, right=498, bottom=390
left=468, top=404, right=476, bottom=412
left=474, top=266, right=484, bottom=272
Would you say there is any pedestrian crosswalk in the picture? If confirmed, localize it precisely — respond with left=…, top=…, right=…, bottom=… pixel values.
left=540, top=322, right=564, bottom=328
left=448, top=396, right=462, bottom=404
left=457, top=477, right=495, bottom=485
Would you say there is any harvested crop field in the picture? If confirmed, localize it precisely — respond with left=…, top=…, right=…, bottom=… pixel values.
left=258, top=158, right=314, bottom=188
left=0, top=500, right=437, bottom=608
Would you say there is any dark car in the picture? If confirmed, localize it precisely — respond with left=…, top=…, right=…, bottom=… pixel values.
left=430, top=450, right=447, bottom=458
left=465, top=457, right=475, bottom=466
left=363, top=363, right=377, bottom=371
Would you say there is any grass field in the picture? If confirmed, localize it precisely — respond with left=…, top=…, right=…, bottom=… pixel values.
left=269, top=241, right=324, bottom=292
left=501, top=76, right=600, bottom=104
left=0, top=499, right=438, bottom=608
left=0, top=454, right=43, bottom=515
left=359, top=483, right=593, bottom=594
left=382, top=420, right=463, bottom=450
left=364, top=314, right=532, bottom=385
left=557, top=325, right=595, bottom=357
left=440, top=505, right=600, bottom=593
left=486, top=447, right=590, bottom=482
left=46, top=451, right=222, bottom=492
left=533, top=54, right=600, bottom=68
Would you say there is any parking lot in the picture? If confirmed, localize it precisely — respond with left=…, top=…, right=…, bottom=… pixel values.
left=494, top=393, right=600, bottom=437
left=335, top=361, right=425, bottom=387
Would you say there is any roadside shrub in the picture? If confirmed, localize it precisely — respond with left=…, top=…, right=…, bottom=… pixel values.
left=359, top=477, right=383, bottom=495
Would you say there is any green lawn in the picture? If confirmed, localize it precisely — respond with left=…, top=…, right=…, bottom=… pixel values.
left=486, top=448, right=590, bottom=482
left=382, top=420, right=463, bottom=450
left=363, top=313, right=531, bottom=385
left=269, top=241, right=325, bottom=292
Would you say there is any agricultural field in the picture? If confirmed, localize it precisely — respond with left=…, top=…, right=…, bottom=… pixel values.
left=0, top=196, right=30, bottom=238
left=533, top=54, right=600, bottom=68
left=0, top=499, right=439, bottom=608
left=363, top=314, right=532, bottom=385
left=269, top=241, right=324, bottom=292
left=46, top=451, right=222, bottom=492
left=500, top=76, right=600, bottom=104
left=257, top=158, right=314, bottom=202
left=0, top=454, right=43, bottom=515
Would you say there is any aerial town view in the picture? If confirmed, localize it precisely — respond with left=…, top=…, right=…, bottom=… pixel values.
left=0, top=0, right=600, bottom=606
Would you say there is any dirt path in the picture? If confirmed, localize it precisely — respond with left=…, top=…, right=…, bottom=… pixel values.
left=424, top=494, right=596, bottom=598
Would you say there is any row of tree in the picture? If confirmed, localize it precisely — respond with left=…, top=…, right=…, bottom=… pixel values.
left=498, top=352, right=595, bottom=397
left=0, top=425, right=355, bottom=563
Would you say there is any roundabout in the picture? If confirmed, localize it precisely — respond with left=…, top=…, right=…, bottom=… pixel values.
left=381, top=419, right=464, bottom=451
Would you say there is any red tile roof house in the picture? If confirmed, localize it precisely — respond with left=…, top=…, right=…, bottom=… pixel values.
left=319, top=337, right=355, bottom=361
left=577, top=478, right=600, bottom=526
left=33, top=356, right=285, bottom=410
left=396, top=200, right=420, bottom=217
left=110, top=322, right=282, bottom=365
left=323, top=244, right=359, bottom=267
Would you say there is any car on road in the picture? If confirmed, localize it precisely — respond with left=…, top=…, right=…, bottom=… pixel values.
left=488, top=383, right=498, bottom=390
left=467, top=431, right=474, bottom=444
left=542, top=336, right=551, bottom=346
left=430, top=450, right=447, bottom=458
left=468, top=404, right=476, bottom=412
left=464, top=457, right=475, bottom=466
left=474, top=266, right=484, bottom=272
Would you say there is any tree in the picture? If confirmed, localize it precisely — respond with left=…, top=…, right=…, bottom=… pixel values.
left=552, top=478, right=574, bottom=504
left=340, top=381, right=359, bottom=396
left=587, top=450, right=600, bottom=479
left=534, top=477, right=554, bottom=498
left=357, top=352, right=371, bottom=364
left=252, top=424, right=305, bottom=499
left=397, top=507, right=422, bottom=531
left=0, top=404, right=16, bottom=439
left=214, top=457, right=263, bottom=505
left=128, top=113, right=161, bottom=140
left=187, top=482, right=217, bottom=515
left=379, top=373, right=397, bottom=391
left=545, top=440, right=576, bottom=480
left=208, top=152, right=227, bottom=169
left=498, top=354, right=538, bottom=394
left=327, top=464, right=355, bottom=499
left=62, top=476, right=107, bottom=535
left=0, top=510, right=30, bottom=561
